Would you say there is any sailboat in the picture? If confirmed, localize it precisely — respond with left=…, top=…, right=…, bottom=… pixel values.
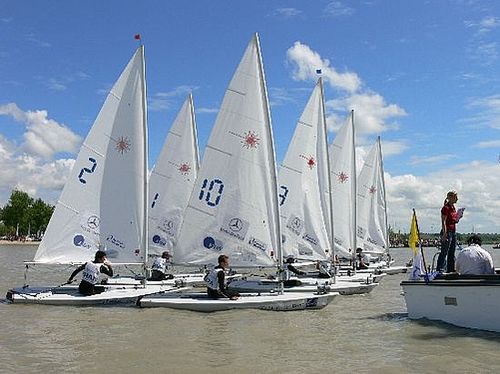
left=356, top=137, right=408, bottom=275
left=6, top=46, right=179, bottom=305
left=138, top=34, right=338, bottom=311
left=226, top=79, right=377, bottom=295
left=107, top=94, right=205, bottom=286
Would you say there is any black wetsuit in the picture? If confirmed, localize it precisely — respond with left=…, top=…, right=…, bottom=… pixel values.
left=69, top=263, right=113, bottom=296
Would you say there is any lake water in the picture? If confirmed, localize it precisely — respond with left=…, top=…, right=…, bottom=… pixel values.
left=1, top=244, right=500, bottom=373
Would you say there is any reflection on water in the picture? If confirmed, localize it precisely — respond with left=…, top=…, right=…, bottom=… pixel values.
left=1, top=244, right=500, bottom=373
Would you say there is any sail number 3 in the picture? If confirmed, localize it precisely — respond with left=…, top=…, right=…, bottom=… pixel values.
left=199, top=178, right=224, bottom=207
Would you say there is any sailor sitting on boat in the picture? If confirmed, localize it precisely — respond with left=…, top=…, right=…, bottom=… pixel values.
left=455, top=235, right=495, bottom=275
left=204, top=255, right=240, bottom=300
left=67, top=250, right=113, bottom=296
left=283, top=255, right=307, bottom=280
left=355, top=248, right=370, bottom=270
left=149, top=251, right=173, bottom=281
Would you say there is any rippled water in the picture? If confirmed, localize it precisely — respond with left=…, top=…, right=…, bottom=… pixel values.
left=1, top=244, right=500, bottom=373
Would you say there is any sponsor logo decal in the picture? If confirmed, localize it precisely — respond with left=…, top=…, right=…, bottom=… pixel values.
left=286, top=216, right=303, bottom=236
left=300, top=154, right=316, bottom=169
left=369, top=185, right=377, bottom=194
left=115, top=136, right=131, bottom=154
left=73, top=234, right=92, bottom=249
left=229, top=130, right=260, bottom=149
left=178, top=162, right=191, bottom=175
left=106, top=234, right=125, bottom=249
left=248, top=237, right=267, bottom=251
left=306, top=297, right=318, bottom=308
left=203, top=236, right=224, bottom=251
left=220, top=216, right=249, bottom=241
left=302, top=233, right=318, bottom=246
left=335, top=171, right=349, bottom=183
left=87, top=215, right=100, bottom=230
left=152, top=234, right=167, bottom=247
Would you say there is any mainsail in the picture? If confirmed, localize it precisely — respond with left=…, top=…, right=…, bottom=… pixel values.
left=148, top=94, right=200, bottom=256
left=329, top=111, right=356, bottom=259
left=34, top=46, right=147, bottom=264
left=356, top=136, right=389, bottom=254
left=174, top=33, right=281, bottom=268
left=279, top=79, right=332, bottom=261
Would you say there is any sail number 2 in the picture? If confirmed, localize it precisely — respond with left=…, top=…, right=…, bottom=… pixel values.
left=199, top=178, right=224, bottom=207
left=78, top=157, right=97, bottom=184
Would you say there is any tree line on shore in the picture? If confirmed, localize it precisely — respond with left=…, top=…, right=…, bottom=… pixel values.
left=0, top=190, right=54, bottom=239
left=389, top=227, right=500, bottom=246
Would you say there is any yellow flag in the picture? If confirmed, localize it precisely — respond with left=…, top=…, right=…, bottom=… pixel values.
left=408, top=210, right=420, bottom=255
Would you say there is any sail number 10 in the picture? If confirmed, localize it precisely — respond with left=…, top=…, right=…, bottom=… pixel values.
left=198, top=178, right=224, bottom=207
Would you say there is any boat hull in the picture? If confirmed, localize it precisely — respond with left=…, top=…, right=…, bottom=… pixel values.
left=401, top=278, right=500, bottom=332
left=6, top=284, right=178, bottom=306
left=138, top=291, right=338, bottom=312
left=228, top=278, right=377, bottom=295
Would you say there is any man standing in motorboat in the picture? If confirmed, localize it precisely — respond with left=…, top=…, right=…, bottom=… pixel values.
left=149, top=251, right=173, bottom=281
left=455, top=234, right=495, bottom=275
left=67, top=250, right=113, bottom=296
left=436, top=190, right=464, bottom=272
left=204, top=254, right=240, bottom=300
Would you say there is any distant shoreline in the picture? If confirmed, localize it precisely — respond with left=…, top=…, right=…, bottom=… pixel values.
left=0, top=240, right=39, bottom=246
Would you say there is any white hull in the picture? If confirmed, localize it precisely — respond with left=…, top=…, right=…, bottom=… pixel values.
left=384, top=266, right=409, bottom=275
left=401, top=277, right=500, bottom=332
left=337, top=272, right=386, bottom=283
left=106, top=273, right=206, bottom=287
left=138, top=291, right=338, bottom=312
left=6, top=284, right=179, bottom=306
left=228, top=278, right=377, bottom=295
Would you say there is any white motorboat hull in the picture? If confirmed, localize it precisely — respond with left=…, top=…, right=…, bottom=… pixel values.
left=228, top=278, right=377, bottom=295
left=138, top=291, right=338, bottom=312
left=401, top=277, right=500, bottom=332
left=6, top=284, right=179, bottom=306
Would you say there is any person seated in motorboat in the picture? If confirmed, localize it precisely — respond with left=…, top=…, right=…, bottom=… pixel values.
left=204, top=254, right=240, bottom=300
left=67, top=250, right=113, bottom=296
left=455, top=234, right=495, bottom=275
left=356, top=248, right=370, bottom=270
left=148, top=251, right=173, bottom=281
left=283, top=255, right=307, bottom=280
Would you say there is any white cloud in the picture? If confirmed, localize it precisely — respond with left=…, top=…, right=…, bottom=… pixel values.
left=410, top=154, right=457, bottom=166
left=196, top=107, right=219, bottom=114
left=0, top=103, right=81, bottom=159
left=0, top=135, right=74, bottom=206
left=286, top=42, right=361, bottom=92
left=474, top=139, right=500, bottom=148
left=25, top=33, right=51, bottom=48
left=465, top=16, right=500, bottom=34
left=149, top=85, right=198, bottom=112
left=274, top=8, right=302, bottom=18
left=323, top=1, right=355, bottom=17
left=326, top=92, right=407, bottom=134
left=386, top=161, right=500, bottom=233
left=464, top=94, right=500, bottom=130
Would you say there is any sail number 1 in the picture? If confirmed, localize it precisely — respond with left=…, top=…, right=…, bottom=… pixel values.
left=199, top=178, right=224, bottom=207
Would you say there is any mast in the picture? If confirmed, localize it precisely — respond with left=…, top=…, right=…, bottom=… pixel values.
left=378, top=136, right=390, bottom=261
left=351, top=110, right=357, bottom=269
left=189, top=93, right=201, bottom=172
left=140, top=44, right=149, bottom=280
left=254, top=32, right=283, bottom=289
left=320, top=77, right=336, bottom=281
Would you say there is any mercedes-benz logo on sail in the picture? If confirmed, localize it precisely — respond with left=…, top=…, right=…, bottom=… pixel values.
left=229, top=218, right=243, bottom=232
left=87, top=215, right=100, bottom=229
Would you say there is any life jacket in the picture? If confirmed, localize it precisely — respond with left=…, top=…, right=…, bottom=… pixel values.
left=82, top=262, right=101, bottom=285
left=204, top=268, right=224, bottom=290
left=151, top=257, right=167, bottom=273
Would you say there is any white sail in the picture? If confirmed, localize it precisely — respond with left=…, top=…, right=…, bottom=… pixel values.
left=34, top=47, right=147, bottom=264
left=329, top=111, right=356, bottom=259
left=356, top=136, right=388, bottom=254
left=148, top=94, right=200, bottom=255
left=279, top=79, right=331, bottom=261
left=174, top=34, right=281, bottom=268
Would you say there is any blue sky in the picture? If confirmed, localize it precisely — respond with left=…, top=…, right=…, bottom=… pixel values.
left=1, top=0, right=499, bottom=233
